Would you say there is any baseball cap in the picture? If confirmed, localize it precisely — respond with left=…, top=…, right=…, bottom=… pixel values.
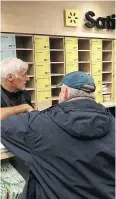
left=58, top=71, right=96, bottom=92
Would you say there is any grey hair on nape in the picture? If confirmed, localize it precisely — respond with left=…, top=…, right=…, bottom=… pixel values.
left=67, top=86, right=95, bottom=100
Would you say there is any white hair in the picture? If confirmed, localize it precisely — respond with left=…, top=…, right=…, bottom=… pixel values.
left=67, top=86, right=95, bottom=99
left=0, top=57, right=28, bottom=82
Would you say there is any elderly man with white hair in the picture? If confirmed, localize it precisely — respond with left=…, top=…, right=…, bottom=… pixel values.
left=0, top=57, right=33, bottom=109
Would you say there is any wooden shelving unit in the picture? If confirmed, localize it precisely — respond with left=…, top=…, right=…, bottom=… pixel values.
left=91, top=39, right=102, bottom=103
left=102, top=40, right=113, bottom=103
left=78, top=38, right=91, bottom=75
left=50, top=37, right=65, bottom=105
left=16, top=34, right=36, bottom=108
left=78, top=51, right=90, bottom=62
left=1, top=33, right=115, bottom=110
left=78, top=39, right=90, bottom=50
left=34, top=35, right=51, bottom=110
left=65, top=38, right=91, bottom=75
left=34, top=36, right=65, bottom=109
left=65, top=37, right=115, bottom=105
left=1, top=33, right=116, bottom=160
left=65, top=37, right=78, bottom=74
left=113, top=40, right=116, bottom=103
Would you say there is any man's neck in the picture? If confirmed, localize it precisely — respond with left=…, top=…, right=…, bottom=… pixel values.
left=1, top=82, right=17, bottom=92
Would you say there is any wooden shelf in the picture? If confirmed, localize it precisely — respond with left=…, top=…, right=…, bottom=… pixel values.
left=102, top=61, right=112, bottom=63
left=31, top=101, right=36, bottom=103
left=16, top=50, right=33, bottom=62
left=52, top=96, right=59, bottom=100
left=102, top=71, right=112, bottom=74
left=26, top=76, right=35, bottom=87
left=78, top=51, right=90, bottom=62
left=27, top=90, right=35, bottom=102
left=78, top=39, right=90, bottom=50
left=15, top=34, right=33, bottom=37
left=78, top=50, right=90, bottom=52
left=50, top=51, right=64, bottom=62
left=102, top=92, right=112, bottom=94
left=102, top=40, right=112, bottom=51
left=102, top=60, right=112, bottom=71
left=33, top=36, right=65, bottom=109
left=79, top=63, right=90, bottom=74
left=16, top=35, right=33, bottom=49
left=28, top=91, right=35, bottom=103
left=51, top=85, right=61, bottom=88
left=78, top=61, right=90, bottom=63
left=50, top=49, right=64, bottom=52
left=27, top=62, right=34, bottom=64
left=51, top=75, right=63, bottom=86
left=52, top=87, right=61, bottom=97
left=49, top=36, right=64, bottom=39
left=102, top=102, right=116, bottom=108
left=28, top=75, right=34, bottom=78
left=50, top=62, right=64, bottom=64
left=51, top=74, right=64, bottom=76
left=1, top=152, right=14, bottom=160
left=16, top=48, right=33, bottom=51
left=51, top=63, right=65, bottom=74
left=103, top=73, right=112, bottom=82
left=52, top=100, right=58, bottom=106
left=50, top=37, right=64, bottom=49
left=26, top=88, right=35, bottom=91
left=102, top=52, right=112, bottom=62
left=102, top=39, right=112, bottom=41
left=102, top=81, right=112, bottom=84
left=1, top=33, right=115, bottom=111
left=102, top=50, right=112, bottom=52
left=27, top=64, right=34, bottom=76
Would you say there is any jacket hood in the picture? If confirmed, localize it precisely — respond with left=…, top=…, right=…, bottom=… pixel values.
left=49, top=99, right=111, bottom=140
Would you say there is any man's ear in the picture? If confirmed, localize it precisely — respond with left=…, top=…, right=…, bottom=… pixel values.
left=7, top=74, right=14, bottom=82
left=64, top=86, right=68, bottom=100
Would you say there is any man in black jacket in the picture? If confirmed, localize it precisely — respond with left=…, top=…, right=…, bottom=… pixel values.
left=1, top=71, right=115, bottom=199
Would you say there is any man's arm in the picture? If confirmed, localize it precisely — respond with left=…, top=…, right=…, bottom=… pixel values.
left=1, top=111, right=38, bottom=162
left=0, top=104, right=34, bottom=120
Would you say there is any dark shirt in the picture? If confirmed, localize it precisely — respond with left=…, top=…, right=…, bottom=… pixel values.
left=1, top=86, right=32, bottom=107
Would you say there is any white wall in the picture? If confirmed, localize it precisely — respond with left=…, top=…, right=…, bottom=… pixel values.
left=1, top=1, right=115, bottom=38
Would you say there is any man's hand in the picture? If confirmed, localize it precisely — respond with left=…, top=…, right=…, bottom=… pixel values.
left=23, top=104, right=34, bottom=112
left=0, top=104, right=34, bottom=120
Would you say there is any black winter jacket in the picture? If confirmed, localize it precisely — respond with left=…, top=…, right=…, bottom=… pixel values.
left=1, top=99, right=115, bottom=199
